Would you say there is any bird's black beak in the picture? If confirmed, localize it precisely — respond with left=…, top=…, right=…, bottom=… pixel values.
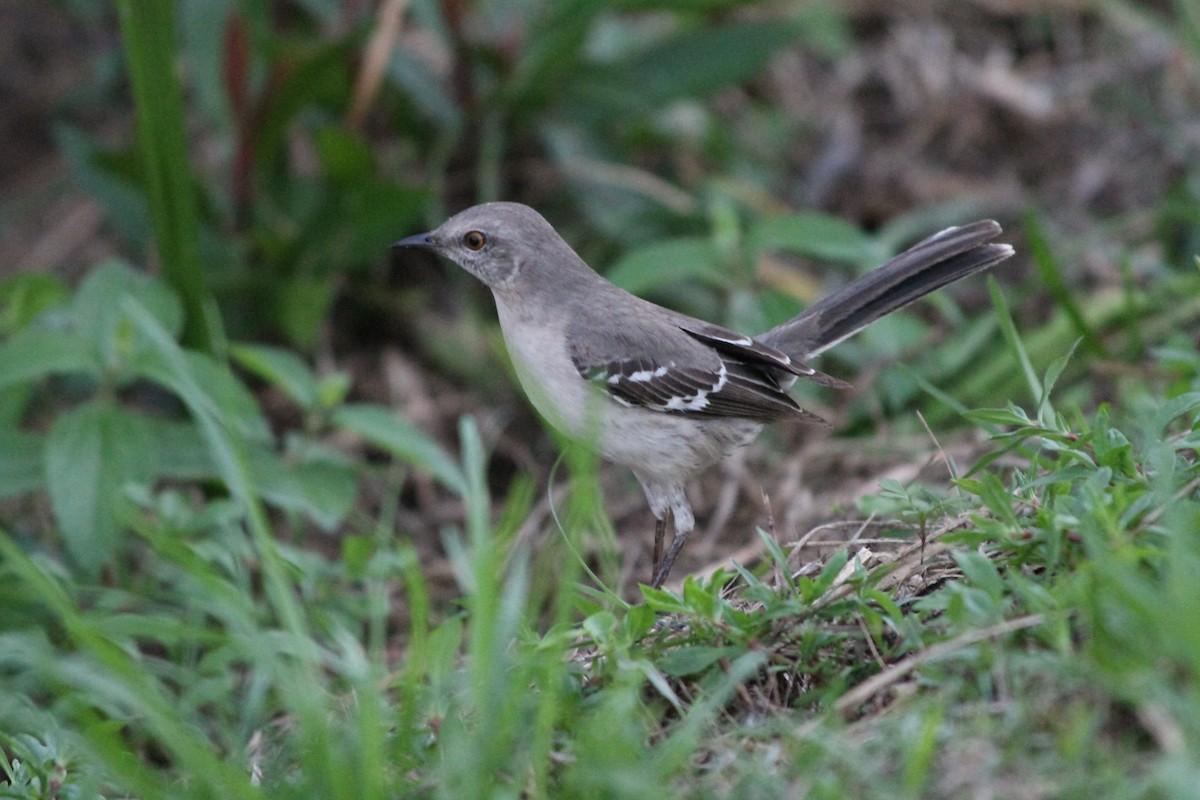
left=392, top=232, right=436, bottom=250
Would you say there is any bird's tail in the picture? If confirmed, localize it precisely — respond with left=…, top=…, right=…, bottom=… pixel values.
left=757, top=220, right=1014, bottom=360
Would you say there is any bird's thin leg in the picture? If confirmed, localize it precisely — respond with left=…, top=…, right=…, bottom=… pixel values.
left=652, top=515, right=667, bottom=579
left=652, top=528, right=689, bottom=589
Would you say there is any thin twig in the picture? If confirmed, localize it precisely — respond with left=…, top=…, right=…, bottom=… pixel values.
left=835, top=613, right=1047, bottom=717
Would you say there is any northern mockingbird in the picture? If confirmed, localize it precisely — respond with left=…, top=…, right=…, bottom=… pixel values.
left=395, top=202, right=1013, bottom=587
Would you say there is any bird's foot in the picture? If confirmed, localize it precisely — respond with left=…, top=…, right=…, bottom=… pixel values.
left=652, top=516, right=667, bottom=577
left=651, top=529, right=689, bottom=589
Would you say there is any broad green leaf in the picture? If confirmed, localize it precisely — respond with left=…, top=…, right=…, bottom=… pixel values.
left=72, top=259, right=183, bottom=370
left=143, top=417, right=217, bottom=481
left=605, top=237, right=723, bottom=294
left=248, top=448, right=358, bottom=531
left=332, top=404, right=466, bottom=495
left=624, top=603, right=656, bottom=639
left=658, top=645, right=740, bottom=677
left=230, top=344, right=320, bottom=411
left=0, top=329, right=99, bottom=390
left=45, top=401, right=156, bottom=566
left=185, top=352, right=273, bottom=443
left=0, top=430, right=43, bottom=498
left=0, top=272, right=68, bottom=334
left=748, top=212, right=876, bottom=265
left=136, top=350, right=272, bottom=445
left=1154, top=391, right=1200, bottom=434
left=953, top=550, right=1006, bottom=599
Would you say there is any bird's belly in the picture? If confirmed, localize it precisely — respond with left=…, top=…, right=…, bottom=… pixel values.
left=597, top=410, right=763, bottom=484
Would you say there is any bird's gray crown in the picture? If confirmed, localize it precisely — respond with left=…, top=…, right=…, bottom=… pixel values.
left=400, top=202, right=593, bottom=291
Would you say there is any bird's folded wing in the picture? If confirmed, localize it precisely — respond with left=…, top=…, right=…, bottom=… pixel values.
left=570, top=350, right=827, bottom=423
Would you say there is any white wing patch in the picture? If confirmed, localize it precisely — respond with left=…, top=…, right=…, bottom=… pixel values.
left=663, top=363, right=726, bottom=412
left=615, top=365, right=670, bottom=384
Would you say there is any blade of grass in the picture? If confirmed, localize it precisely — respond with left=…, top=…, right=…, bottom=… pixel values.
left=115, top=0, right=223, bottom=355
left=988, top=275, right=1043, bottom=408
left=1025, top=211, right=1107, bottom=357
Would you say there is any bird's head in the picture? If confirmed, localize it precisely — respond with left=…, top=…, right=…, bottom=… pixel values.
left=394, top=202, right=585, bottom=291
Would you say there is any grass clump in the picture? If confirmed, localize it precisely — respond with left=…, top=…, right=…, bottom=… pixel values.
left=2, top=259, right=1199, bottom=797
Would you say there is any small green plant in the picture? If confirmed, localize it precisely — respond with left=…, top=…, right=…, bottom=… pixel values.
left=0, top=264, right=462, bottom=571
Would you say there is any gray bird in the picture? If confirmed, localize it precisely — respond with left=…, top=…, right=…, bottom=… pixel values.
left=395, top=203, right=1013, bottom=587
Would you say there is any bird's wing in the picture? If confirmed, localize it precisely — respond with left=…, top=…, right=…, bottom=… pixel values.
left=566, top=315, right=829, bottom=423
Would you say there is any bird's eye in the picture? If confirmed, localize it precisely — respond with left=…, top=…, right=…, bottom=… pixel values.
left=463, top=231, right=487, bottom=250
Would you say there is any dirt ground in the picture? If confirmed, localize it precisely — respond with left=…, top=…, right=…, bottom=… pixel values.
left=2, top=1, right=1197, bottom=599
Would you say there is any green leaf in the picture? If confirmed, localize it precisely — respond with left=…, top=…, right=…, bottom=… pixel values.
left=624, top=604, right=656, bottom=640
left=953, top=551, right=1006, bottom=600
left=44, top=401, right=156, bottom=566
left=0, top=384, right=31, bottom=429
left=316, top=372, right=351, bottom=409
left=141, top=417, right=216, bottom=481
left=324, top=181, right=428, bottom=269
left=253, top=39, right=356, bottom=171
left=116, top=0, right=222, bottom=352
left=965, top=406, right=1033, bottom=428
left=230, top=344, right=321, bottom=411
left=807, top=549, right=849, bottom=601
left=989, top=277, right=1042, bottom=406
left=0, top=272, right=68, bottom=335
left=658, top=645, right=740, bottom=677
left=248, top=448, right=358, bottom=531
left=332, top=404, right=467, bottom=495
left=136, top=351, right=272, bottom=446
left=748, top=212, right=877, bottom=265
left=72, top=259, right=183, bottom=371
left=0, top=430, right=44, bottom=498
left=0, top=329, right=99, bottom=390
left=605, top=237, right=723, bottom=294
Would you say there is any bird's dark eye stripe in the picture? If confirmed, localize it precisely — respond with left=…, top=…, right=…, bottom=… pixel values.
left=464, top=231, right=487, bottom=250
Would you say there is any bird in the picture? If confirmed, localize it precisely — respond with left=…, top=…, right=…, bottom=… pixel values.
left=395, top=202, right=1013, bottom=588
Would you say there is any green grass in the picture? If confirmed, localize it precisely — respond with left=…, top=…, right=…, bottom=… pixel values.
left=2, top=256, right=1200, bottom=796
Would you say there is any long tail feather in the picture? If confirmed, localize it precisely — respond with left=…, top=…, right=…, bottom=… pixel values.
left=758, top=220, right=1014, bottom=359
